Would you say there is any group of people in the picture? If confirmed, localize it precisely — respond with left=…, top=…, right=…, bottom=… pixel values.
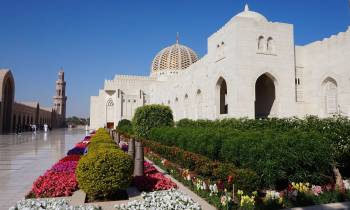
left=15, top=123, right=51, bottom=135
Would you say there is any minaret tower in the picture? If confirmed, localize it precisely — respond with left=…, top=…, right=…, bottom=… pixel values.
left=53, top=70, right=67, bottom=126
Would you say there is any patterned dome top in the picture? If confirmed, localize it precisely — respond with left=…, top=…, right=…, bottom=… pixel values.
left=151, top=38, right=198, bottom=75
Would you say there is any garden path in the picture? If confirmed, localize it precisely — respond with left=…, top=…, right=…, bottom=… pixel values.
left=0, top=129, right=86, bottom=209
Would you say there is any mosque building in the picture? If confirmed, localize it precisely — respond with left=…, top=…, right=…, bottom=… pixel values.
left=0, top=70, right=67, bottom=133
left=90, top=5, right=350, bottom=129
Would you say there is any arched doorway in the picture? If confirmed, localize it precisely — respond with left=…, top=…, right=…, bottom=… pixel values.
left=1, top=73, right=15, bottom=133
left=106, top=98, right=114, bottom=129
left=216, top=77, right=228, bottom=114
left=322, top=77, right=338, bottom=115
left=255, top=73, right=276, bottom=119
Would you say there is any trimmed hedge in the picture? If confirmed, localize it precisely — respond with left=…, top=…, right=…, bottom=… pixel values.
left=132, top=105, right=174, bottom=138
left=76, top=129, right=134, bottom=199
left=117, top=119, right=133, bottom=135
left=148, top=127, right=333, bottom=188
left=176, top=116, right=350, bottom=177
left=76, top=148, right=133, bottom=198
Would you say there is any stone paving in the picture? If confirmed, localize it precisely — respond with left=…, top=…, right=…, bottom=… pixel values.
left=0, top=129, right=86, bottom=209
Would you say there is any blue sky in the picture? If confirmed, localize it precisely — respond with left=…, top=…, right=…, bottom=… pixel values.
left=0, top=0, right=349, bottom=117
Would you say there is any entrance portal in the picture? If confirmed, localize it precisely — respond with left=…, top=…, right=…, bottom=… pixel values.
left=255, top=74, right=276, bottom=119
left=1, top=73, right=15, bottom=133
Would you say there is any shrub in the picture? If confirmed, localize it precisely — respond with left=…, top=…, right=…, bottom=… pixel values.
left=174, top=116, right=350, bottom=176
left=148, top=126, right=334, bottom=188
left=142, top=139, right=261, bottom=192
left=88, top=142, right=118, bottom=153
left=117, top=119, right=133, bottom=134
left=132, top=105, right=174, bottom=138
left=76, top=148, right=133, bottom=199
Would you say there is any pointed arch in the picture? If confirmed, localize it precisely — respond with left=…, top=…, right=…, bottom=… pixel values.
left=258, top=36, right=265, bottom=51
left=255, top=73, right=277, bottom=119
left=267, top=37, right=274, bottom=53
left=216, top=77, right=228, bottom=115
left=106, top=98, right=115, bottom=128
left=322, top=77, right=338, bottom=115
left=0, top=71, right=15, bottom=133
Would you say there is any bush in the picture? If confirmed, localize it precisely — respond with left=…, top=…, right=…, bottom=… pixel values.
left=142, top=139, right=261, bottom=192
left=148, top=127, right=334, bottom=188
left=175, top=116, right=350, bottom=176
left=76, top=148, right=134, bottom=199
left=132, top=105, right=174, bottom=138
left=117, top=119, right=133, bottom=135
left=88, top=142, right=118, bottom=153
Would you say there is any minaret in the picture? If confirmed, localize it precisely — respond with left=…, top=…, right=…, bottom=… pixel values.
left=53, top=70, right=67, bottom=126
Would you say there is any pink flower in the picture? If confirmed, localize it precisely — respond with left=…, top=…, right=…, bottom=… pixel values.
left=311, top=185, right=323, bottom=196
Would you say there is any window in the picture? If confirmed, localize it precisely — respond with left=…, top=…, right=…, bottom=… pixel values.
left=267, top=37, right=274, bottom=53
left=258, top=36, right=265, bottom=51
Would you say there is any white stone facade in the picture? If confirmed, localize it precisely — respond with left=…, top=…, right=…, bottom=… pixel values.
left=90, top=5, right=350, bottom=129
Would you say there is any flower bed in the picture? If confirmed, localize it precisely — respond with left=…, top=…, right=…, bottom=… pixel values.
left=26, top=135, right=91, bottom=198
left=9, top=198, right=100, bottom=210
left=132, top=161, right=177, bottom=191
left=114, top=189, right=201, bottom=210
left=145, top=145, right=350, bottom=210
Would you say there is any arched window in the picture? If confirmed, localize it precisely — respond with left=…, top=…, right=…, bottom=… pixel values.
left=196, top=89, right=201, bottom=95
left=267, top=37, right=274, bottom=53
left=258, top=36, right=265, bottom=51
left=106, top=98, right=114, bottom=124
left=216, top=77, right=228, bottom=114
left=184, top=94, right=188, bottom=99
left=323, top=78, right=338, bottom=115
left=106, top=98, right=114, bottom=107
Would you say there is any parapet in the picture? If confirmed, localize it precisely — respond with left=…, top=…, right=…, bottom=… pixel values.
left=304, top=26, right=350, bottom=50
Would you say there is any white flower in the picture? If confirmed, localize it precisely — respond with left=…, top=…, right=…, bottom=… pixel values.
left=265, top=190, right=280, bottom=200
left=209, top=184, right=218, bottom=196
left=114, top=189, right=201, bottom=210
left=9, top=198, right=101, bottom=210
left=344, top=180, right=350, bottom=190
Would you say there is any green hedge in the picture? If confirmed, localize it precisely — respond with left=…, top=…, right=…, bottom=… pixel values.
left=76, top=148, right=133, bottom=198
left=176, top=116, right=350, bottom=177
left=76, top=129, right=134, bottom=199
left=132, top=105, right=174, bottom=138
left=148, top=127, right=333, bottom=188
left=117, top=119, right=133, bottom=135
left=143, top=139, right=259, bottom=192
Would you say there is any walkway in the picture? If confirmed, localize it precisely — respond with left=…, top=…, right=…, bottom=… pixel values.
left=0, top=129, right=86, bottom=209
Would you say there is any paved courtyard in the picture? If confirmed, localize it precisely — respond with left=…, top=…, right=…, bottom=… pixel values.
left=0, top=129, right=86, bottom=209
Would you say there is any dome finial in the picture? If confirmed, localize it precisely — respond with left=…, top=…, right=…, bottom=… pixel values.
left=244, top=3, right=249, bottom=12
left=176, top=32, right=179, bottom=44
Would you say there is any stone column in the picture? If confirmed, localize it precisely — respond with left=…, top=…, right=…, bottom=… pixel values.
left=115, top=132, right=120, bottom=144
left=134, top=140, right=144, bottom=176
left=128, top=138, right=135, bottom=159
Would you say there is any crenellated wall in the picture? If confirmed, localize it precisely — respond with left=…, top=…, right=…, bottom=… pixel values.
left=296, top=26, right=350, bottom=117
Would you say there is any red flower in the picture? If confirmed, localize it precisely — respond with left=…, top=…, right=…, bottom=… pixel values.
left=227, top=175, right=234, bottom=184
left=59, top=155, right=81, bottom=162
left=31, top=170, right=78, bottom=197
left=133, top=161, right=177, bottom=191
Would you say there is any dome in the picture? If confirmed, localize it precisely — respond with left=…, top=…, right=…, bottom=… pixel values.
left=151, top=38, right=198, bottom=76
left=232, top=4, right=267, bottom=22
